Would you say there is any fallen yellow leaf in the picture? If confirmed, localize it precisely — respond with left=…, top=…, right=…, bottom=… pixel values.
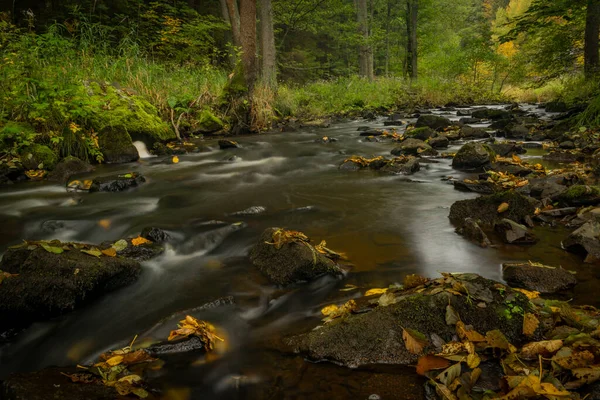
left=106, top=355, right=124, bottom=366
left=131, top=236, right=152, bottom=246
left=365, top=288, right=388, bottom=296
left=102, top=248, right=117, bottom=257
left=497, top=202, right=509, bottom=213
left=172, top=156, right=179, bottom=164
left=98, top=219, right=111, bottom=230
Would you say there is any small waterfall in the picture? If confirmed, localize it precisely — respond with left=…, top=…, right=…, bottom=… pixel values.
left=133, top=141, right=154, bottom=159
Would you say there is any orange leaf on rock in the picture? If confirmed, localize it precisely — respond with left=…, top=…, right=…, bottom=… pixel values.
left=101, top=248, right=117, bottom=257
left=131, top=236, right=152, bottom=246
left=402, top=328, right=428, bottom=355
left=456, top=321, right=486, bottom=342
left=416, top=355, right=451, bottom=376
left=523, top=313, right=540, bottom=336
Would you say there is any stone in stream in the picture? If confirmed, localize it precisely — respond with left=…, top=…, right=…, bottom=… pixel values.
left=141, top=226, right=171, bottom=244
left=92, top=173, right=145, bottom=192
left=0, top=241, right=141, bottom=333
left=391, top=139, right=437, bottom=157
left=415, top=115, right=452, bottom=131
left=489, top=143, right=526, bottom=157
left=359, top=129, right=384, bottom=137
left=460, top=125, right=490, bottom=139
left=543, top=150, right=585, bottom=163
left=406, top=127, right=437, bottom=141
left=47, top=156, right=94, bottom=183
left=228, top=206, right=268, bottom=216
left=557, top=185, right=600, bottom=207
left=503, top=123, right=529, bottom=139
left=459, top=117, right=482, bottom=125
left=455, top=218, right=491, bottom=247
left=471, top=108, right=512, bottom=121
left=285, top=273, right=532, bottom=368
left=427, top=135, right=449, bottom=149
left=249, top=228, right=344, bottom=286
left=494, top=218, right=537, bottom=244
left=562, top=220, right=600, bottom=263
left=502, top=263, right=577, bottom=294
left=449, top=191, right=538, bottom=229
left=218, top=139, right=240, bottom=149
left=451, top=142, right=496, bottom=171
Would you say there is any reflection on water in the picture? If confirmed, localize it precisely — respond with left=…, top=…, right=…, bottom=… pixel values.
left=0, top=104, right=595, bottom=398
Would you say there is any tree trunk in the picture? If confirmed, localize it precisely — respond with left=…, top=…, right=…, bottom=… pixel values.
left=225, top=0, right=242, bottom=48
left=240, top=0, right=257, bottom=92
left=355, top=0, right=374, bottom=81
left=584, top=0, right=600, bottom=78
left=406, top=0, right=418, bottom=80
left=260, top=0, right=277, bottom=88
left=219, top=0, right=236, bottom=67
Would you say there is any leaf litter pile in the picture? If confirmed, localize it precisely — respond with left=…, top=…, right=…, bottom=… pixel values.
left=62, top=316, right=223, bottom=398
left=318, top=272, right=600, bottom=399
left=342, top=155, right=415, bottom=170
left=266, top=228, right=346, bottom=262
left=8, top=236, right=152, bottom=259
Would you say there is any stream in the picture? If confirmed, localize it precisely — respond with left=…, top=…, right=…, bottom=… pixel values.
left=0, top=104, right=597, bottom=399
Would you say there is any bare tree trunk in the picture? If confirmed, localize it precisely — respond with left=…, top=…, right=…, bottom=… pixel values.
left=406, top=0, right=418, bottom=80
left=225, top=0, right=242, bottom=48
left=385, top=0, right=391, bottom=76
left=240, top=0, right=257, bottom=93
left=585, top=0, right=600, bottom=78
left=219, top=0, right=236, bottom=67
left=355, top=0, right=373, bottom=81
left=260, top=0, right=277, bottom=88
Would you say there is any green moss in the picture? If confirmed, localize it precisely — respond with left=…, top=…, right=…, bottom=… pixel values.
left=97, top=125, right=139, bottom=164
left=197, top=109, right=224, bottom=133
left=86, top=82, right=174, bottom=145
left=0, top=122, right=36, bottom=151
left=20, top=144, right=58, bottom=170
left=561, top=185, right=600, bottom=200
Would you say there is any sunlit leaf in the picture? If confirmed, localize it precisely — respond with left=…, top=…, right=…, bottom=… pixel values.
left=497, top=202, right=509, bottom=213
left=81, top=248, right=102, bottom=257
left=402, top=327, right=428, bottom=355
left=101, top=248, right=117, bottom=257
left=112, top=239, right=128, bottom=252
left=523, top=313, right=539, bottom=336
left=172, top=156, right=179, bottom=164
left=41, top=242, right=64, bottom=254
left=365, top=288, right=388, bottom=296
left=131, top=236, right=152, bottom=246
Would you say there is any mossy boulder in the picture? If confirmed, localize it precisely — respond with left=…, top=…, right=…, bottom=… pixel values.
left=407, top=127, right=437, bottom=141
left=20, top=144, right=57, bottom=170
left=197, top=109, right=224, bottom=133
left=0, top=242, right=141, bottom=332
left=391, top=139, right=436, bottom=156
left=84, top=81, right=174, bottom=145
left=285, top=274, right=532, bottom=368
left=471, top=108, right=512, bottom=120
left=249, top=228, right=344, bottom=286
left=503, top=263, right=577, bottom=294
left=452, top=142, right=496, bottom=171
left=97, top=125, right=139, bottom=164
left=557, top=185, right=600, bottom=206
left=47, top=156, right=94, bottom=183
left=449, top=191, right=538, bottom=228
left=415, top=115, right=452, bottom=131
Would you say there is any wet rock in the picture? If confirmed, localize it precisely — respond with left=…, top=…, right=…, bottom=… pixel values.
left=456, top=218, right=491, bottom=247
left=141, top=227, right=171, bottom=243
left=1, top=367, right=123, bottom=400
left=439, top=129, right=461, bottom=141
left=494, top=219, right=537, bottom=244
left=415, top=115, right=452, bottom=131
left=502, top=263, right=577, bottom=294
left=428, top=136, right=449, bottom=149
left=562, top=221, right=600, bottom=262
left=147, top=335, right=206, bottom=357
left=459, top=117, right=482, bottom=125
left=489, top=119, right=513, bottom=130
left=315, top=136, right=338, bottom=144
left=383, top=120, right=403, bottom=127
left=339, top=160, right=363, bottom=171
left=359, top=129, right=384, bottom=137
left=380, top=157, right=421, bottom=175
left=97, top=125, right=140, bottom=164
left=490, top=162, right=533, bottom=177
left=543, top=150, right=585, bottom=163
left=88, top=173, right=146, bottom=193
left=489, top=143, right=526, bottom=157
left=451, top=142, right=495, bottom=171
left=218, top=139, right=240, bottom=150
left=286, top=274, right=531, bottom=368
left=0, top=163, right=26, bottom=185
left=557, top=185, right=600, bottom=206
left=460, top=125, right=490, bottom=139
left=453, top=180, right=496, bottom=194
left=0, top=242, right=141, bottom=332
left=559, top=140, right=575, bottom=149
left=471, top=108, right=511, bottom=121
left=527, top=176, right=569, bottom=200
left=449, top=192, right=538, bottom=228
left=47, top=157, right=94, bottom=183
left=545, top=101, right=568, bottom=113
left=249, top=228, right=343, bottom=286
left=362, top=136, right=382, bottom=143
left=391, top=139, right=436, bottom=157
left=301, top=119, right=331, bottom=129
left=503, top=124, right=529, bottom=139
left=229, top=206, right=268, bottom=216
left=407, top=127, right=437, bottom=141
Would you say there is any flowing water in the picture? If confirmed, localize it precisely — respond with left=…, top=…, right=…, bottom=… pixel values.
left=0, top=105, right=597, bottom=399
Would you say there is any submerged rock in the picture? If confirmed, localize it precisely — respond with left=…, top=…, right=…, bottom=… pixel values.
left=47, top=156, right=94, bottom=183
left=285, top=274, right=532, bottom=368
left=249, top=228, right=344, bottom=286
left=88, top=173, right=146, bottom=192
left=229, top=206, right=268, bottom=216
left=502, top=263, right=577, bottom=294
left=452, top=142, right=495, bottom=171
left=0, top=242, right=141, bottom=332
left=218, top=139, right=240, bottom=150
